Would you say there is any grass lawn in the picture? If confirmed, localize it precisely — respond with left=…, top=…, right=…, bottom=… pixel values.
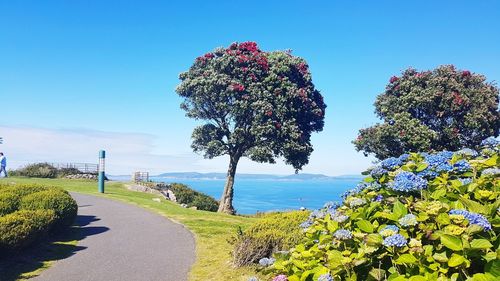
left=0, top=177, right=266, bottom=281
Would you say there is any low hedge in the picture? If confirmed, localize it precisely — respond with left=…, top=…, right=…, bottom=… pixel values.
left=0, top=210, right=56, bottom=250
left=231, top=211, right=310, bottom=267
left=0, top=183, right=78, bottom=252
left=20, top=189, right=78, bottom=230
left=169, top=183, right=219, bottom=212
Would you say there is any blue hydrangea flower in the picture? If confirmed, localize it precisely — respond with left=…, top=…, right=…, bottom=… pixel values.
left=348, top=197, right=366, bottom=208
left=323, top=201, right=340, bottom=210
left=333, top=229, right=353, bottom=240
left=318, top=274, right=334, bottom=281
left=453, top=160, right=471, bottom=172
left=300, top=219, right=313, bottom=229
left=248, top=277, right=259, bottom=281
left=449, top=209, right=492, bottom=231
left=481, top=137, right=500, bottom=147
left=381, top=157, right=403, bottom=169
left=398, top=154, right=410, bottom=162
left=482, top=168, right=500, bottom=176
left=329, top=210, right=349, bottom=223
left=379, top=225, right=399, bottom=237
left=383, top=234, right=407, bottom=247
left=370, top=166, right=388, bottom=177
left=459, top=178, right=473, bottom=185
left=455, top=148, right=478, bottom=157
left=310, top=210, right=325, bottom=219
left=342, top=182, right=381, bottom=200
left=373, top=194, right=384, bottom=202
left=435, top=162, right=453, bottom=172
left=424, top=151, right=453, bottom=169
left=418, top=169, right=439, bottom=179
left=399, top=214, right=417, bottom=227
left=390, top=172, right=428, bottom=192
left=258, top=257, right=275, bottom=267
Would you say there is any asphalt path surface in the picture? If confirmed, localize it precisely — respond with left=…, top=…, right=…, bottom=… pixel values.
left=33, top=193, right=195, bottom=281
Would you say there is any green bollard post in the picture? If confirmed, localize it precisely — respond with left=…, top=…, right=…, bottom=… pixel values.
left=98, top=150, right=105, bottom=193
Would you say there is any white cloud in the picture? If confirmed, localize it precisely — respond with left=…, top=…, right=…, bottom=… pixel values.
left=0, top=125, right=370, bottom=176
left=0, top=125, right=203, bottom=175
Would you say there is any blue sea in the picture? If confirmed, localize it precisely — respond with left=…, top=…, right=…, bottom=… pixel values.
left=149, top=177, right=362, bottom=214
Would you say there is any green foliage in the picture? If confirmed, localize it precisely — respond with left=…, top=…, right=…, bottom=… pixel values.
left=176, top=41, right=326, bottom=212
left=271, top=144, right=499, bottom=281
left=176, top=41, right=326, bottom=169
left=0, top=210, right=56, bottom=251
left=169, top=183, right=219, bottom=212
left=0, top=192, right=20, bottom=216
left=0, top=183, right=77, bottom=251
left=354, top=65, right=500, bottom=159
left=20, top=189, right=78, bottom=229
left=13, top=163, right=58, bottom=178
left=10, top=163, right=90, bottom=179
left=231, top=211, right=310, bottom=267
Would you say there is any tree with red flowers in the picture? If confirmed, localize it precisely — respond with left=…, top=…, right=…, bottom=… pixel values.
left=176, top=42, right=326, bottom=214
left=354, top=65, right=500, bottom=159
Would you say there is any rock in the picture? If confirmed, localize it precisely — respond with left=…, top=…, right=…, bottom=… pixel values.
left=65, top=173, right=98, bottom=180
left=180, top=203, right=188, bottom=208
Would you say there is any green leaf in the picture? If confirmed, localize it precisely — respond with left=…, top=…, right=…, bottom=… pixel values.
left=485, top=259, right=500, bottom=277
left=409, top=276, right=427, bottom=281
left=369, top=268, right=386, bottom=281
left=440, top=234, right=463, bottom=251
left=470, top=239, right=493, bottom=249
left=448, top=253, right=465, bottom=267
left=432, top=252, right=448, bottom=263
left=393, top=200, right=407, bottom=219
left=458, top=196, right=489, bottom=215
left=365, top=234, right=383, bottom=246
left=431, top=188, right=447, bottom=199
left=471, top=273, right=498, bottom=281
left=288, top=275, right=300, bottom=281
left=356, top=220, right=374, bottom=233
left=436, top=213, right=450, bottom=225
left=415, top=163, right=429, bottom=172
left=395, top=254, right=417, bottom=264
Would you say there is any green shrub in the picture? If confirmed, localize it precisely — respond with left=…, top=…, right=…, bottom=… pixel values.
left=0, top=209, right=56, bottom=251
left=57, top=167, right=82, bottom=177
left=231, top=211, right=310, bottom=267
left=20, top=190, right=78, bottom=229
left=169, top=183, right=219, bottom=212
left=0, top=183, right=50, bottom=197
left=0, top=192, right=21, bottom=216
left=190, top=193, right=219, bottom=212
left=270, top=141, right=500, bottom=281
left=14, top=163, right=58, bottom=178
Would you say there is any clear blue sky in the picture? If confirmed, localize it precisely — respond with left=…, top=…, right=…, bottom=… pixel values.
left=1, top=0, right=499, bottom=175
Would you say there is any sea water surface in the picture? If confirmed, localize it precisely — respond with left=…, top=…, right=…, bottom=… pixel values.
left=149, top=177, right=362, bottom=214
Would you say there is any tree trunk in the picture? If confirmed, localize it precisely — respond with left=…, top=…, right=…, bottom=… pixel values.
left=218, top=155, right=239, bottom=214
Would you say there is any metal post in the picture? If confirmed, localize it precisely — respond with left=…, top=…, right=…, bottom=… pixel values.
left=98, top=150, right=105, bottom=193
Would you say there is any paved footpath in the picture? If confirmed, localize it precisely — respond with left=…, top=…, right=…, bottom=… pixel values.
left=34, top=193, right=196, bottom=281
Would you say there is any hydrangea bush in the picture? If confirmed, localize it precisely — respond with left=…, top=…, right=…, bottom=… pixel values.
left=268, top=140, right=499, bottom=281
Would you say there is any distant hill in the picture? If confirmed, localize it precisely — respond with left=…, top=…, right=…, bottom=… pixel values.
left=153, top=172, right=364, bottom=181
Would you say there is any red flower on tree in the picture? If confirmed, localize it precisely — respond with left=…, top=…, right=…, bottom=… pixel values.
left=266, top=111, right=273, bottom=117
left=232, top=83, right=245, bottom=92
left=390, top=76, right=399, bottom=83
left=452, top=92, right=464, bottom=106
left=462, top=70, right=471, bottom=77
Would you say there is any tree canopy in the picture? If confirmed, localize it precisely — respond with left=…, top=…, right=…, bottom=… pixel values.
left=176, top=42, right=326, bottom=213
left=353, top=65, right=500, bottom=159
